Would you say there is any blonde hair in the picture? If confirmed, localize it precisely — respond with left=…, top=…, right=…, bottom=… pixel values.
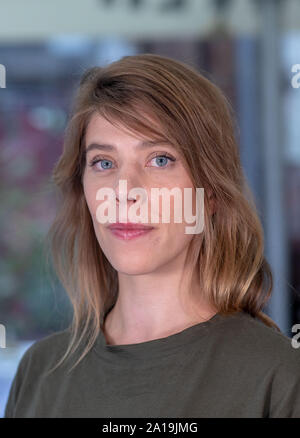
left=46, top=53, right=280, bottom=374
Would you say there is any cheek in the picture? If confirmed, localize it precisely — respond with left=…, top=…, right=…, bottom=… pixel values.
left=83, top=179, right=98, bottom=220
left=167, top=184, right=196, bottom=225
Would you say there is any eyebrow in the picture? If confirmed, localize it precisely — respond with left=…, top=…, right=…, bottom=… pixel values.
left=84, top=140, right=172, bottom=154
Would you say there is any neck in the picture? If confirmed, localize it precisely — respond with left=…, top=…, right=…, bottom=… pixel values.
left=102, top=274, right=217, bottom=346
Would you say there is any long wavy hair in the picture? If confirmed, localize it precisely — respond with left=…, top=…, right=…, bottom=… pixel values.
left=45, top=53, right=280, bottom=374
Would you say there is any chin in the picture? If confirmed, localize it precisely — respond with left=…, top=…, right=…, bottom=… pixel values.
left=107, top=256, right=158, bottom=276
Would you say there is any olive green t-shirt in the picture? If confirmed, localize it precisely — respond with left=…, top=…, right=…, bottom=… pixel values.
left=4, top=311, right=300, bottom=418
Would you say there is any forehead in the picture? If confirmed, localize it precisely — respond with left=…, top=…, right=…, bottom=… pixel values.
left=86, top=114, right=131, bottom=138
left=85, top=112, right=162, bottom=145
left=85, top=107, right=174, bottom=149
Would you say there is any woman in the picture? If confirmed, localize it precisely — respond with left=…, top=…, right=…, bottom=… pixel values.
left=5, top=53, right=300, bottom=418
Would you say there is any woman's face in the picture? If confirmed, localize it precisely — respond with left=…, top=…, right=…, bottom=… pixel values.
left=82, top=112, right=201, bottom=276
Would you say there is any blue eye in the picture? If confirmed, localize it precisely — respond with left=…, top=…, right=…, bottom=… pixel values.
left=97, top=159, right=113, bottom=170
left=151, top=155, right=172, bottom=167
left=149, top=154, right=176, bottom=169
left=89, top=158, right=114, bottom=171
left=88, top=154, right=176, bottom=172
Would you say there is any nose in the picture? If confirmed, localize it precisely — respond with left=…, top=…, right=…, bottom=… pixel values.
left=113, top=172, right=148, bottom=222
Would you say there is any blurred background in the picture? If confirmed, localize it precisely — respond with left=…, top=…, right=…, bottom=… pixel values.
left=0, top=0, right=300, bottom=417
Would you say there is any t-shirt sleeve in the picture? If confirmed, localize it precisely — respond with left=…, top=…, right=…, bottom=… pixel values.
left=269, top=345, right=300, bottom=418
left=4, top=347, right=32, bottom=418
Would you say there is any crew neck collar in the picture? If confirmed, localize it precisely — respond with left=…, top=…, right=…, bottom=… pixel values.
left=92, top=312, right=228, bottom=363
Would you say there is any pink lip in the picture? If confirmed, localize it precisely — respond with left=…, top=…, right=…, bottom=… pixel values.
left=108, top=227, right=154, bottom=241
left=107, top=222, right=154, bottom=231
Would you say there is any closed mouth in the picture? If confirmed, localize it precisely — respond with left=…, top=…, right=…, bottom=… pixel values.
left=108, top=224, right=154, bottom=231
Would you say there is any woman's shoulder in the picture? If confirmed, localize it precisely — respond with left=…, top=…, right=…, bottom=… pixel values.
left=209, top=311, right=300, bottom=417
left=213, top=310, right=300, bottom=370
left=4, top=328, right=73, bottom=418
left=28, top=327, right=71, bottom=354
left=17, top=327, right=72, bottom=376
